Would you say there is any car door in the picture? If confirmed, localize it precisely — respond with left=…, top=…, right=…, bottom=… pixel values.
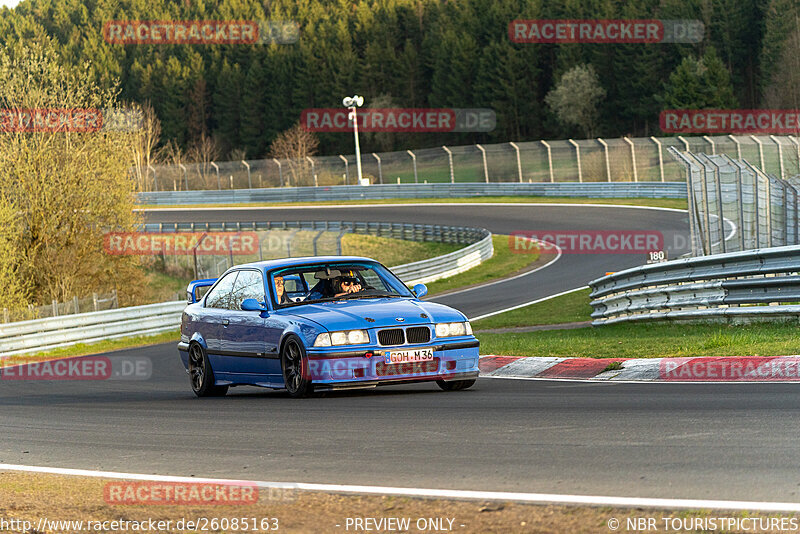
left=219, top=269, right=283, bottom=381
left=197, top=270, right=239, bottom=358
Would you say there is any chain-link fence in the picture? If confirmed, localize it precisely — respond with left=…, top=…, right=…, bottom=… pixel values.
left=138, top=135, right=800, bottom=191
left=3, top=291, right=122, bottom=324
left=669, top=147, right=800, bottom=257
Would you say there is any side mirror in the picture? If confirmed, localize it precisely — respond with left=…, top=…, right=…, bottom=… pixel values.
left=241, top=298, right=267, bottom=312
left=412, top=283, right=428, bottom=298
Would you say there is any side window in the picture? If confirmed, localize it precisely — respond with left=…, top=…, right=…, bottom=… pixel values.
left=230, top=270, right=265, bottom=310
left=360, top=270, right=385, bottom=290
left=205, top=271, right=239, bottom=309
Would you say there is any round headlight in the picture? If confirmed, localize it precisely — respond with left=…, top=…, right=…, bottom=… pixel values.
left=449, top=322, right=466, bottom=336
left=348, top=330, right=368, bottom=344
left=313, top=333, right=332, bottom=347
left=435, top=323, right=450, bottom=337
left=330, top=331, right=348, bottom=345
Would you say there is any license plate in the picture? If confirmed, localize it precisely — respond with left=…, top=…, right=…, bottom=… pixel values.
left=384, top=348, right=434, bottom=364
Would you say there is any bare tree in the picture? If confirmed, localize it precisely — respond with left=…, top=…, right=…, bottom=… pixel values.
left=545, top=64, right=606, bottom=138
left=269, top=122, right=320, bottom=186
left=129, top=101, right=161, bottom=192
left=187, top=132, right=221, bottom=188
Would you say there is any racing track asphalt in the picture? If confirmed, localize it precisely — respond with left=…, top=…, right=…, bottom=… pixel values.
left=6, top=203, right=798, bottom=504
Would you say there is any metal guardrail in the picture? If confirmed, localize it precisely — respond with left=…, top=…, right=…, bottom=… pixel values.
left=1, top=222, right=492, bottom=356
left=589, top=244, right=800, bottom=325
left=138, top=182, right=687, bottom=206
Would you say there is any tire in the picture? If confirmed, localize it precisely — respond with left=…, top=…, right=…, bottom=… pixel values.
left=188, top=343, right=229, bottom=397
left=281, top=336, right=314, bottom=398
left=436, top=378, right=476, bottom=391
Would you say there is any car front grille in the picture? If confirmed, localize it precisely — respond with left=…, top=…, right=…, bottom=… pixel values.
left=378, top=328, right=404, bottom=346
left=405, top=326, right=431, bottom=344
left=375, top=358, right=440, bottom=377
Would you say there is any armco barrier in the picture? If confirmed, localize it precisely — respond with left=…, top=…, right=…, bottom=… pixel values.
left=138, top=182, right=687, bottom=206
left=0, top=222, right=492, bottom=356
left=589, top=244, right=800, bottom=325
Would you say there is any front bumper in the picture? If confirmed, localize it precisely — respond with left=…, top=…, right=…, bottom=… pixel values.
left=306, top=339, right=479, bottom=387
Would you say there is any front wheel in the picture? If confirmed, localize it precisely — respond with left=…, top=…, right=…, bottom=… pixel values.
left=188, top=343, right=228, bottom=397
left=436, top=378, right=476, bottom=391
left=281, top=336, right=314, bottom=398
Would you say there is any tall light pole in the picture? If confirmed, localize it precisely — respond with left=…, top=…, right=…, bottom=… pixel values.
left=343, top=95, right=364, bottom=184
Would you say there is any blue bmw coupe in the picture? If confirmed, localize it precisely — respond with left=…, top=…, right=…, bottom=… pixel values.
left=178, top=256, right=480, bottom=397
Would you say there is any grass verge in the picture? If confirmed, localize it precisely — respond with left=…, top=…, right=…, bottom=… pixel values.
left=425, top=235, right=547, bottom=296
left=0, top=471, right=780, bottom=534
left=472, top=288, right=591, bottom=329
left=342, top=233, right=461, bottom=266
left=477, top=322, right=800, bottom=359
left=139, top=195, right=687, bottom=211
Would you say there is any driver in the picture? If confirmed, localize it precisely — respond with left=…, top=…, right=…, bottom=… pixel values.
left=274, top=275, right=289, bottom=304
left=332, top=276, right=362, bottom=297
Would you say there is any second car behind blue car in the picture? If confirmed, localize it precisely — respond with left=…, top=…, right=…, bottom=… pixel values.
left=177, top=256, right=480, bottom=397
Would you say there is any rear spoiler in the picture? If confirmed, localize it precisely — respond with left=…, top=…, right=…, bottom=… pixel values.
left=186, top=278, right=217, bottom=304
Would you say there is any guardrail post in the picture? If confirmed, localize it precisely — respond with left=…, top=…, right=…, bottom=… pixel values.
left=339, top=155, right=349, bottom=185
left=597, top=138, right=611, bottom=182
left=93, top=293, right=98, bottom=312
left=703, top=135, right=715, bottom=155
left=209, top=161, right=221, bottom=190
left=372, top=153, right=383, bottom=184
left=178, top=163, right=188, bottom=190
left=750, top=135, right=766, bottom=170
left=306, top=156, right=317, bottom=187
left=509, top=142, right=523, bottom=182
left=728, top=135, right=742, bottom=160
left=568, top=139, right=582, bottom=182
left=242, top=160, right=252, bottom=189
left=442, top=146, right=455, bottom=183
left=624, top=137, right=638, bottom=182
left=476, top=144, right=489, bottom=182
left=651, top=137, right=665, bottom=182
left=540, top=140, right=554, bottom=182
left=407, top=150, right=418, bottom=183
left=770, top=135, right=786, bottom=180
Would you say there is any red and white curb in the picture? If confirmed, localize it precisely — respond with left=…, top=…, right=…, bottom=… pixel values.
left=479, top=355, right=800, bottom=382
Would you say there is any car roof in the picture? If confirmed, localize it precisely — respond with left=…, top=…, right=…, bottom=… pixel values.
left=233, top=256, right=379, bottom=272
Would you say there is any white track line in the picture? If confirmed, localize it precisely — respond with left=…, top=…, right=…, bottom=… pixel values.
left=1, top=463, right=797, bottom=511
left=137, top=202, right=687, bottom=213
left=430, top=241, right=562, bottom=299
left=468, top=286, right=587, bottom=322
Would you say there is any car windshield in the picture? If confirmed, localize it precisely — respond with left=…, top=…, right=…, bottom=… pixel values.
left=269, top=262, right=413, bottom=307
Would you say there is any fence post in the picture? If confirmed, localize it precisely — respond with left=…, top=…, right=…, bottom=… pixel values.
left=93, top=292, right=98, bottom=312
left=677, top=136, right=690, bottom=151
left=209, top=161, right=220, bottom=190
left=442, top=146, right=455, bottom=183
left=540, top=140, right=554, bottom=182
left=724, top=135, right=741, bottom=161
left=624, top=137, right=638, bottom=182
left=273, top=158, right=284, bottom=187
left=372, top=153, right=383, bottom=184
left=242, top=160, right=252, bottom=189
left=148, top=164, right=157, bottom=191
left=52, top=299, right=58, bottom=317
left=178, top=163, right=188, bottom=190
left=568, top=139, right=582, bottom=182
left=650, top=137, right=665, bottom=182
left=407, top=150, right=418, bottom=184
left=770, top=135, right=786, bottom=180
left=73, top=295, right=79, bottom=314
left=339, top=155, right=349, bottom=185
left=597, top=138, right=611, bottom=182
left=789, top=136, right=800, bottom=175
left=750, top=135, right=766, bottom=170
left=476, top=144, right=489, bottom=182
left=703, top=135, right=715, bottom=155
left=306, top=156, right=317, bottom=186
left=112, top=289, right=118, bottom=308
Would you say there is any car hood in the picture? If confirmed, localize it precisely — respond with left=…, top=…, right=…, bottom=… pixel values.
left=288, top=298, right=466, bottom=331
